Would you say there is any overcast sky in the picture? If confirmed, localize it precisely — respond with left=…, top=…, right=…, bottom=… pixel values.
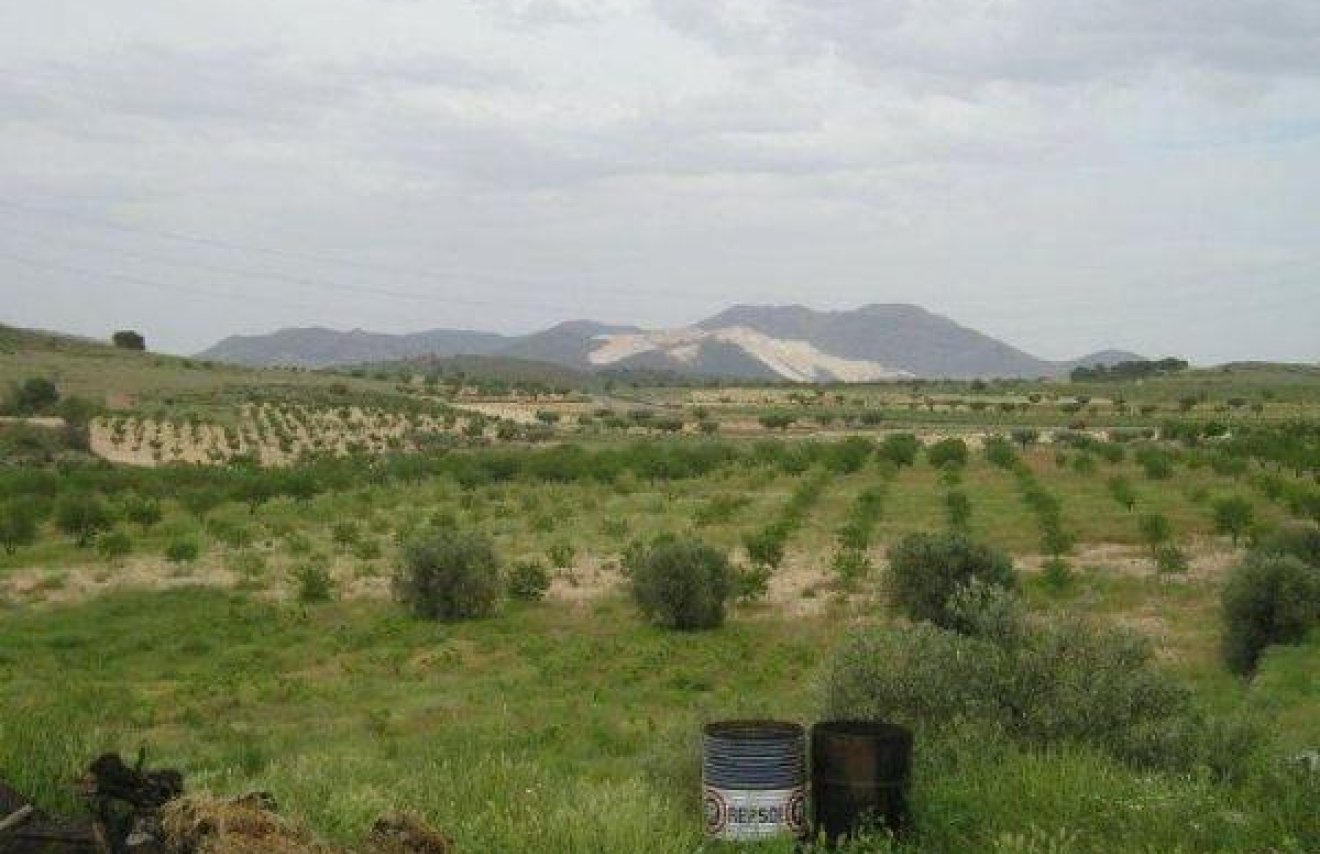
left=2, top=0, right=1317, bottom=363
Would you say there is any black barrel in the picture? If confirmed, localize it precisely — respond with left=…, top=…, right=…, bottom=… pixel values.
left=702, top=720, right=807, bottom=841
left=811, top=720, right=913, bottom=843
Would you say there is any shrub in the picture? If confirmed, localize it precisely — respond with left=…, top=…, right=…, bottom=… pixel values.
left=352, top=537, right=382, bottom=561
left=1010, top=428, right=1039, bottom=449
left=945, top=490, right=972, bottom=531
left=1107, top=475, right=1137, bottom=511
left=983, top=437, right=1018, bottom=469
left=1136, top=447, right=1174, bottom=480
left=55, top=494, right=113, bottom=547
left=165, top=538, right=201, bottom=564
left=292, top=560, right=335, bottom=602
left=630, top=537, right=732, bottom=630
left=743, top=524, right=787, bottom=570
left=1041, top=557, right=1073, bottom=591
left=507, top=559, right=550, bottom=601
left=733, top=562, right=771, bottom=603
left=877, top=433, right=920, bottom=467
left=96, top=529, right=133, bottom=562
left=394, top=528, right=501, bottom=620
left=547, top=540, right=575, bottom=569
left=331, top=520, right=361, bottom=548
left=111, top=330, right=146, bottom=350
left=120, top=494, right=163, bottom=529
left=1153, top=544, right=1189, bottom=575
left=1252, top=525, right=1320, bottom=567
left=0, top=501, right=38, bottom=554
left=926, top=438, right=969, bottom=469
left=1221, top=553, right=1320, bottom=675
left=7, top=377, right=59, bottom=415
left=1138, top=513, right=1171, bottom=558
left=886, top=532, right=1016, bottom=629
left=1211, top=496, right=1255, bottom=546
left=823, top=589, right=1198, bottom=769
left=831, top=548, right=872, bottom=587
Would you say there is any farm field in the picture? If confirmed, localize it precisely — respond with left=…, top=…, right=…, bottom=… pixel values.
left=1, top=330, right=1318, bottom=852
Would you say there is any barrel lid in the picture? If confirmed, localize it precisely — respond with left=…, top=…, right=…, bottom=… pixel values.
left=812, top=720, right=912, bottom=742
left=704, top=720, right=804, bottom=740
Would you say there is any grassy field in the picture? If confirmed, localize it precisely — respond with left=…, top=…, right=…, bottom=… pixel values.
left=1, top=328, right=1318, bottom=851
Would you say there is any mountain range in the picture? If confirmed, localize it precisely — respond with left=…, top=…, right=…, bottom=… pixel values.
left=196, top=304, right=1142, bottom=381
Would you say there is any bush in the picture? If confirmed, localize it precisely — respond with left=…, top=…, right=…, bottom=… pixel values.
left=1211, top=496, right=1254, bottom=546
left=120, top=494, right=162, bottom=529
left=886, top=532, right=1016, bottom=629
left=547, top=540, right=575, bottom=569
left=507, top=559, right=550, bottom=601
left=1041, top=557, right=1073, bottom=591
left=6, top=377, right=59, bottom=415
left=983, top=437, right=1018, bottom=469
left=1138, top=513, right=1171, bottom=557
left=96, top=528, right=133, bottom=562
left=823, top=588, right=1200, bottom=770
left=55, top=494, right=112, bottom=547
left=945, top=490, right=972, bottom=532
left=630, top=537, right=732, bottom=630
left=1153, top=543, right=1189, bottom=575
left=831, top=548, right=872, bottom=587
left=292, top=560, right=335, bottom=602
left=331, top=520, right=361, bottom=548
left=165, top=537, right=201, bottom=564
left=877, top=433, right=920, bottom=467
left=1221, top=553, right=1320, bottom=675
left=926, top=438, right=969, bottom=469
left=1107, top=475, right=1137, bottom=511
left=743, top=524, right=787, bottom=570
left=395, top=528, right=502, bottom=620
left=733, top=562, right=771, bottom=603
left=0, top=501, right=38, bottom=555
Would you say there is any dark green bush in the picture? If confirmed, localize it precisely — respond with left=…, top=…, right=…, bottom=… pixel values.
left=507, top=559, right=550, bottom=601
left=886, top=532, right=1016, bottom=629
left=395, top=528, right=502, bottom=620
left=1211, top=496, right=1255, bottom=546
left=983, top=436, right=1018, bottom=469
left=96, top=528, right=133, bottom=562
left=945, top=490, right=972, bottom=532
left=55, top=494, right=112, bottom=547
left=630, top=537, right=732, bottom=630
left=877, top=433, right=920, bottom=467
left=1221, top=552, right=1320, bottom=675
left=926, top=438, right=969, bottom=469
left=823, top=588, right=1211, bottom=771
left=742, top=523, right=787, bottom=570
left=292, top=560, right=335, bottom=603
left=165, top=537, right=200, bottom=564
left=0, top=500, right=38, bottom=554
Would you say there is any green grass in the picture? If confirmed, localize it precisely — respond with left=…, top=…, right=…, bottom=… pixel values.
left=1, top=587, right=1316, bottom=852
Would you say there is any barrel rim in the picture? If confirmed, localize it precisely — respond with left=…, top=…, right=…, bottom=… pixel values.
left=704, top=719, right=804, bottom=740
left=811, top=719, right=913, bottom=742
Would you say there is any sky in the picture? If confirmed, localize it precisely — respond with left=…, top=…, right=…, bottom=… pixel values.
left=1, top=0, right=1318, bottom=363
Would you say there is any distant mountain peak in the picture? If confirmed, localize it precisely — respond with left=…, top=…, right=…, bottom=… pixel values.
left=196, top=303, right=1142, bottom=380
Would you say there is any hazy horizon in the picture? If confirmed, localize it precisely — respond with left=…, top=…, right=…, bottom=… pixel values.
left=3, top=1, right=1318, bottom=363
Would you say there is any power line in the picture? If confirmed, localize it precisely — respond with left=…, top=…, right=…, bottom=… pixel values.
left=0, top=199, right=720, bottom=305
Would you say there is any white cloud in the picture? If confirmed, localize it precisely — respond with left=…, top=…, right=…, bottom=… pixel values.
left=0, top=0, right=1316, bottom=362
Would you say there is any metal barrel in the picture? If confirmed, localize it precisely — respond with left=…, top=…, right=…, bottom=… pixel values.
left=811, top=720, right=913, bottom=843
left=702, top=720, right=807, bottom=841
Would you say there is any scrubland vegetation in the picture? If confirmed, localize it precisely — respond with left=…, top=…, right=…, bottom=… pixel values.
left=2, top=329, right=1318, bottom=851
